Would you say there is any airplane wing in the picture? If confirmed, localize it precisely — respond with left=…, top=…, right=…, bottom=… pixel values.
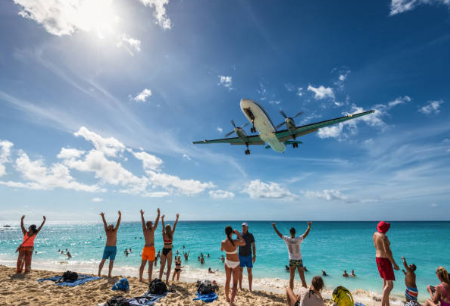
left=275, top=110, right=375, bottom=142
left=193, top=135, right=265, bottom=146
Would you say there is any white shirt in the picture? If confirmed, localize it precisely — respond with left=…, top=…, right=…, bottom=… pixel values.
left=282, top=235, right=304, bottom=260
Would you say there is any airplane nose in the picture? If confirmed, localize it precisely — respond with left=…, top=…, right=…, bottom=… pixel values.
left=240, top=98, right=256, bottom=108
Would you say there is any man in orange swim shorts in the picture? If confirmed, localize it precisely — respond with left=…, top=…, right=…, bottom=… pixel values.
left=139, top=208, right=160, bottom=282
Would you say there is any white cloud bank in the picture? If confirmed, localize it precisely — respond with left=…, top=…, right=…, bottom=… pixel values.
left=209, top=190, right=235, bottom=199
left=241, top=180, right=295, bottom=200
left=0, top=140, right=14, bottom=177
left=419, top=100, right=444, bottom=115
left=138, top=0, right=172, bottom=29
left=133, top=88, right=152, bottom=103
left=390, top=0, right=450, bottom=15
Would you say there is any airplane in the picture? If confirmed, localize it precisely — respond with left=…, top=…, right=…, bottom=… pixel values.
left=193, top=98, right=375, bottom=154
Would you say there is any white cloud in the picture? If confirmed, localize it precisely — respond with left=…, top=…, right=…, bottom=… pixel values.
left=307, top=85, right=335, bottom=100
left=218, top=75, right=233, bottom=90
left=317, top=124, right=345, bottom=139
left=138, top=0, right=172, bottom=29
left=334, top=68, right=351, bottom=90
left=390, top=0, right=450, bottom=16
left=241, top=180, right=296, bottom=200
left=146, top=170, right=215, bottom=196
left=419, top=100, right=444, bottom=115
left=388, top=95, right=411, bottom=107
left=74, top=127, right=125, bottom=157
left=92, top=197, right=103, bottom=202
left=0, top=140, right=14, bottom=177
left=182, top=154, right=191, bottom=161
left=304, top=189, right=351, bottom=202
left=133, top=88, right=152, bottom=103
left=217, top=127, right=223, bottom=133
left=130, top=150, right=163, bottom=170
left=57, top=148, right=85, bottom=160
left=3, top=151, right=103, bottom=192
left=297, top=87, right=304, bottom=97
left=143, top=191, right=170, bottom=197
left=209, top=190, right=235, bottom=199
left=117, top=35, right=141, bottom=53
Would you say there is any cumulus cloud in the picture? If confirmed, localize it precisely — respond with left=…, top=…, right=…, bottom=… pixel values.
left=117, top=35, right=141, bottom=53
left=419, top=100, right=444, bottom=115
left=307, top=85, right=335, bottom=100
left=92, top=197, right=103, bottom=202
left=57, top=148, right=85, bottom=159
left=241, top=180, right=296, bottom=200
left=133, top=88, right=152, bottom=103
left=304, top=189, right=351, bottom=202
left=218, top=76, right=233, bottom=90
left=0, top=140, right=14, bottom=177
left=74, top=127, right=125, bottom=157
left=390, top=0, right=450, bottom=16
left=146, top=171, right=215, bottom=196
left=2, top=151, right=103, bottom=192
left=130, top=149, right=163, bottom=170
left=209, top=190, right=235, bottom=199
left=138, top=0, right=172, bottom=29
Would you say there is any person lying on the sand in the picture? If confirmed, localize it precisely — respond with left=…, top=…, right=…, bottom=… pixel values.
left=98, top=211, right=121, bottom=278
left=286, top=276, right=325, bottom=306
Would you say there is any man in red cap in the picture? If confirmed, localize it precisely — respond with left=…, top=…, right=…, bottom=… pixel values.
left=373, top=221, right=399, bottom=306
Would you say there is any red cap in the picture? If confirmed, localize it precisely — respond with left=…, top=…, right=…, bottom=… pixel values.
left=377, top=221, right=390, bottom=234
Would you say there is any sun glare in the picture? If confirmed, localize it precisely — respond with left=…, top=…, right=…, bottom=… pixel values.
left=77, top=0, right=119, bottom=39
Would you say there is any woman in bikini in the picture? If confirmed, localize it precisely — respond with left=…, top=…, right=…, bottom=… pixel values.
left=172, top=255, right=182, bottom=281
left=17, top=215, right=46, bottom=274
left=425, top=266, right=450, bottom=306
left=159, top=213, right=179, bottom=284
left=221, top=226, right=245, bottom=306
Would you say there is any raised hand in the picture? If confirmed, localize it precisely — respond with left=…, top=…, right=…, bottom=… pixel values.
left=118, top=211, right=121, bottom=216
left=401, top=256, right=405, bottom=260
left=140, top=209, right=144, bottom=215
left=161, top=215, right=165, bottom=220
left=308, top=222, right=312, bottom=226
left=43, top=216, right=46, bottom=221
left=176, top=213, right=179, bottom=219
left=234, top=229, right=240, bottom=235
left=21, top=215, right=25, bottom=220
left=272, top=222, right=276, bottom=227
left=157, top=208, right=160, bottom=214
left=100, top=212, right=105, bottom=217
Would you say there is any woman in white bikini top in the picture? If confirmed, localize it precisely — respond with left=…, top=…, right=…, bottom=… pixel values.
left=221, top=226, right=245, bottom=306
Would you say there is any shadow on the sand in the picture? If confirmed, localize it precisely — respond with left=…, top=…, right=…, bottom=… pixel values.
left=9, top=273, right=26, bottom=280
left=250, top=290, right=285, bottom=302
left=169, top=283, right=190, bottom=296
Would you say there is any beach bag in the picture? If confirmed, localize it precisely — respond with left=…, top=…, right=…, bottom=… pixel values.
left=112, top=278, right=130, bottom=292
left=332, top=286, right=354, bottom=306
left=106, top=296, right=129, bottom=306
left=197, top=280, right=214, bottom=294
left=59, top=271, right=78, bottom=282
left=149, top=278, right=167, bottom=295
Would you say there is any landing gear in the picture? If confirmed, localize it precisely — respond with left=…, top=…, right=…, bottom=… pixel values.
left=245, top=143, right=251, bottom=155
left=251, top=127, right=256, bottom=133
left=292, top=143, right=298, bottom=148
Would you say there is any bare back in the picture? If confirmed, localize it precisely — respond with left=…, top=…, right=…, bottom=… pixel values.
left=105, top=229, right=118, bottom=246
left=404, top=270, right=416, bottom=288
left=221, top=239, right=239, bottom=262
left=143, top=228, right=155, bottom=247
left=373, top=232, right=389, bottom=258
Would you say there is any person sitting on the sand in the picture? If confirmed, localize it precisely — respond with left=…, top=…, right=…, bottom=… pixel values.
left=425, top=267, right=450, bottom=306
left=286, top=276, right=325, bottom=306
left=221, top=226, right=246, bottom=306
left=350, top=270, right=356, bottom=277
left=17, top=215, right=46, bottom=274
left=139, top=208, right=160, bottom=282
left=159, top=213, right=179, bottom=284
left=401, top=257, right=417, bottom=302
left=322, top=270, right=327, bottom=276
left=98, top=211, right=121, bottom=278
left=172, top=255, right=182, bottom=281
left=343, top=270, right=349, bottom=277
left=272, top=222, right=311, bottom=290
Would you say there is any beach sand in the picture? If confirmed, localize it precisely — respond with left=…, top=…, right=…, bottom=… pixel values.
left=0, top=265, right=398, bottom=305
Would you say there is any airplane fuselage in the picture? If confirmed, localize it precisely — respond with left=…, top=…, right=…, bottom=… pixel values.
left=240, top=99, right=286, bottom=152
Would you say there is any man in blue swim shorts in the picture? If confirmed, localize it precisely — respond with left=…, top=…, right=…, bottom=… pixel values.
left=98, top=211, right=121, bottom=277
left=239, top=222, right=256, bottom=291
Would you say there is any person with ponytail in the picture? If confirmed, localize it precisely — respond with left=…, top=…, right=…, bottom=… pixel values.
left=159, top=213, right=179, bottom=284
left=16, top=215, right=46, bottom=274
left=221, top=226, right=246, bottom=306
left=425, top=267, right=450, bottom=306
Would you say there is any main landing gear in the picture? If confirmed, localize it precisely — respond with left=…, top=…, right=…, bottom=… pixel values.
left=250, top=127, right=256, bottom=133
left=292, top=143, right=299, bottom=148
left=245, top=143, right=251, bottom=155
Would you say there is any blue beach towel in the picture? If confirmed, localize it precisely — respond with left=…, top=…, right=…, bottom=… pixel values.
left=127, top=293, right=167, bottom=306
left=111, top=278, right=130, bottom=292
left=38, top=274, right=101, bottom=287
left=193, top=292, right=218, bottom=303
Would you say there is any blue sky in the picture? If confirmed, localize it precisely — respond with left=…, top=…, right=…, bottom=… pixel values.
left=0, top=0, right=449, bottom=221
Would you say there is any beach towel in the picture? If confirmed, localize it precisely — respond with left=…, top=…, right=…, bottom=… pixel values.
left=38, top=274, right=101, bottom=287
left=112, top=278, right=130, bottom=292
left=127, top=293, right=167, bottom=306
left=193, top=292, right=218, bottom=303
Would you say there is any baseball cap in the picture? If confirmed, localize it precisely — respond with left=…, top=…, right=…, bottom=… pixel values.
left=242, top=222, right=248, bottom=227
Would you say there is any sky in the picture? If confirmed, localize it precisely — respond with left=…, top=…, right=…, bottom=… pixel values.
left=0, top=0, right=449, bottom=222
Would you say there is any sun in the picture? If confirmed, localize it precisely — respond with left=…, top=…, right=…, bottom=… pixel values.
left=76, top=0, right=120, bottom=39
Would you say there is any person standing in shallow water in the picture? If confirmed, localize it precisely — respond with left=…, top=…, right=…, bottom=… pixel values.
left=17, top=215, right=46, bottom=274
left=373, top=221, right=399, bottom=306
left=98, top=211, right=121, bottom=278
left=272, top=222, right=311, bottom=290
left=139, top=208, right=160, bottom=282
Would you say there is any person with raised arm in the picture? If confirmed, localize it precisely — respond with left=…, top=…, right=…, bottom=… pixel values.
left=221, top=226, right=246, bottom=306
left=373, top=221, right=399, bottom=306
left=139, top=208, right=160, bottom=282
left=272, top=222, right=311, bottom=290
left=159, top=213, right=179, bottom=284
left=16, top=215, right=46, bottom=274
left=98, top=211, right=121, bottom=278
left=401, top=256, right=418, bottom=302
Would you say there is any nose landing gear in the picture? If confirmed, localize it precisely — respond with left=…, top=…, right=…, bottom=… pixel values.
left=245, top=143, right=251, bottom=155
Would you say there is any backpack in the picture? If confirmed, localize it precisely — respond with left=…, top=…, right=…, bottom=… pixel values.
left=60, top=271, right=78, bottom=282
left=197, top=280, right=213, bottom=295
left=106, top=296, right=130, bottom=306
left=112, top=278, right=130, bottom=292
left=332, top=286, right=354, bottom=306
left=149, top=278, right=167, bottom=295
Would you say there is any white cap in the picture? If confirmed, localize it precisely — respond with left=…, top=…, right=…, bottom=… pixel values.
left=242, top=222, right=248, bottom=227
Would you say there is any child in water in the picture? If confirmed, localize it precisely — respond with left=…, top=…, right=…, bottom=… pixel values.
left=402, top=256, right=418, bottom=302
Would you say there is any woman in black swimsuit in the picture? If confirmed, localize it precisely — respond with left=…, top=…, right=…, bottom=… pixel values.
left=159, top=213, right=179, bottom=284
left=172, top=255, right=182, bottom=281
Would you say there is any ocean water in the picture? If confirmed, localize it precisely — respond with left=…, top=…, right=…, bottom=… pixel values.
left=1, top=221, right=449, bottom=299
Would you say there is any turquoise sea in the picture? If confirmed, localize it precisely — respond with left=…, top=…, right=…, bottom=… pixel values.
left=1, top=221, right=449, bottom=300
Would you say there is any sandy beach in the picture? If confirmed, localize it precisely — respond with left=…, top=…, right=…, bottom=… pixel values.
left=0, top=265, right=405, bottom=306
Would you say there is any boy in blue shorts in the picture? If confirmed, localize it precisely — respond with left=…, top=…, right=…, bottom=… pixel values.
left=98, top=211, right=121, bottom=277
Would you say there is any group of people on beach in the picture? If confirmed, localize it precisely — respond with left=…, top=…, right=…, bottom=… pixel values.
left=14, top=214, right=450, bottom=306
